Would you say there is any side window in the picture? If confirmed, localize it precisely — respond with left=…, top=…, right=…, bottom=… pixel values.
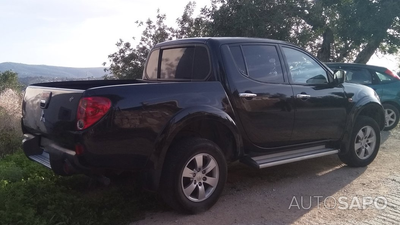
left=145, top=49, right=159, bottom=79
left=375, top=71, right=396, bottom=83
left=230, top=46, right=247, bottom=75
left=282, top=47, right=328, bottom=84
left=241, top=45, right=284, bottom=83
left=343, top=68, right=372, bottom=84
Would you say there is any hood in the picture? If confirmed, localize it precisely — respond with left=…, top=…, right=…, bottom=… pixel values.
left=342, top=83, right=380, bottom=103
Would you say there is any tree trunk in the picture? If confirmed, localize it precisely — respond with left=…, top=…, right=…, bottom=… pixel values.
left=353, top=38, right=383, bottom=64
left=353, top=0, right=399, bottom=64
left=317, top=28, right=334, bottom=62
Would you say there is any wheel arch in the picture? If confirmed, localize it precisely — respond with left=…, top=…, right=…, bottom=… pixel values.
left=142, top=106, right=242, bottom=191
left=381, top=100, right=400, bottom=113
left=357, top=102, right=385, bottom=130
left=340, top=102, right=384, bottom=155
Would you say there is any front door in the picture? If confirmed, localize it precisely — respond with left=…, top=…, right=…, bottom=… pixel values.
left=281, top=46, right=348, bottom=144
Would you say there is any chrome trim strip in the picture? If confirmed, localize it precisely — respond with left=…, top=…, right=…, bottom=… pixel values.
left=296, top=94, right=311, bottom=98
left=239, top=93, right=257, bottom=98
left=28, top=86, right=85, bottom=93
left=258, top=150, right=339, bottom=169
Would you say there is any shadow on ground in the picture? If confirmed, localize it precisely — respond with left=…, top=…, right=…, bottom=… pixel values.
left=130, top=154, right=368, bottom=225
left=68, top=130, right=395, bottom=224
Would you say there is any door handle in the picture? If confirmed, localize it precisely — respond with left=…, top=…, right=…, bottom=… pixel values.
left=40, top=99, right=46, bottom=108
left=239, top=93, right=257, bottom=98
left=296, top=94, right=311, bottom=99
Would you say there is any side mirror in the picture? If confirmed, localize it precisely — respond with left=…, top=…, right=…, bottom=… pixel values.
left=333, top=69, right=345, bottom=84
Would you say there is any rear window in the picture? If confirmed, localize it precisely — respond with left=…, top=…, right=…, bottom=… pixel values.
left=375, top=71, right=398, bottom=83
left=160, top=48, right=194, bottom=79
left=144, top=46, right=210, bottom=80
left=145, top=49, right=159, bottom=80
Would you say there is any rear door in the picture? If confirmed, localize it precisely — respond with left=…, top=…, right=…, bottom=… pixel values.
left=281, top=46, right=347, bottom=143
left=22, top=86, right=83, bottom=148
left=222, top=44, right=295, bottom=148
left=372, top=69, right=400, bottom=101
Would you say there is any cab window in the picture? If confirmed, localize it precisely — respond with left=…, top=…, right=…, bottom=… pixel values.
left=230, top=45, right=284, bottom=83
left=282, top=47, right=328, bottom=84
left=144, top=46, right=211, bottom=80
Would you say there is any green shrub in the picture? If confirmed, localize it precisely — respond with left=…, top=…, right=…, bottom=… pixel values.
left=0, top=70, right=21, bottom=92
left=0, top=128, right=22, bottom=157
left=0, top=152, right=165, bottom=225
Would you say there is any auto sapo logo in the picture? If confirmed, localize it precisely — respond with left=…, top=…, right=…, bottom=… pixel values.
left=288, top=196, right=387, bottom=210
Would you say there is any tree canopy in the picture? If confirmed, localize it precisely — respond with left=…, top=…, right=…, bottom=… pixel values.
left=0, top=70, right=20, bottom=91
left=104, top=0, right=400, bottom=79
left=310, top=0, right=400, bottom=63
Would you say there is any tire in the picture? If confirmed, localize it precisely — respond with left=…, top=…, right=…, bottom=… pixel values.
left=49, top=157, right=69, bottom=176
left=383, top=103, right=399, bottom=131
left=160, top=138, right=227, bottom=214
left=339, top=116, right=380, bottom=167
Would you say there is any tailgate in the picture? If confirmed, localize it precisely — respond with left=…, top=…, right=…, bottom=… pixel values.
left=22, top=86, right=84, bottom=148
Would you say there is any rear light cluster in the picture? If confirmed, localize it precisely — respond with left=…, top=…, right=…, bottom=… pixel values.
left=385, top=69, right=400, bottom=80
left=76, top=97, right=111, bottom=130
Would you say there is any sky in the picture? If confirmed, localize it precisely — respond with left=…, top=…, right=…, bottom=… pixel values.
left=0, top=0, right=209, bottom=68
left=0, top=0, right=399, bottom=72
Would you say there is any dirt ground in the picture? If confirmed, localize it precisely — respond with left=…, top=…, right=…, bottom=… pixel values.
left=132, top=127, right=400, bottom=225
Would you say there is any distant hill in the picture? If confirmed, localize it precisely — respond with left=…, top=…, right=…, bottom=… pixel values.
left=0, top=62, right=106, bottom=78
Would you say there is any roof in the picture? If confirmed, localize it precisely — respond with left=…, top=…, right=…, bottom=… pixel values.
left=325, top=62, right=388, bottom=71
left=154, top=37, right=290, bottom=48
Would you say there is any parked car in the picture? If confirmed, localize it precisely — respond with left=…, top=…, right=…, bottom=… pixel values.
left=326, top=62, right=400, bottom=130
left=22, top=37, right=385, bottom=214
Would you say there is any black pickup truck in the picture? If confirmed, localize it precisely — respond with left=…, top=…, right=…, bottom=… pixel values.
left=22, top=37, right=385, bottom=213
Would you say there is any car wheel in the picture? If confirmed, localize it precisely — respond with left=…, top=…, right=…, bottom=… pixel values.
left=160, top=138, right=227, bottom=214
left=383, top=103, right=399, bottom=131
left=339, top=116, right=380, bottom=167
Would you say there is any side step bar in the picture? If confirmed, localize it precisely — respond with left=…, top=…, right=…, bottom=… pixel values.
left=241, top=145, right=339, bottom=169
left=29, top=151, right=51, bottom=169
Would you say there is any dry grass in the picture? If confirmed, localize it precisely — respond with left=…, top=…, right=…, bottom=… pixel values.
left=0, top=88, right=22, bottom=116
left=0, top=88, right=23, bottom=157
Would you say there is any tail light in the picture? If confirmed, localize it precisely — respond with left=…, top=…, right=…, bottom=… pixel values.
left=384, top=69, right=400, bottom=80
left=76, top=97, right=111, bottom=130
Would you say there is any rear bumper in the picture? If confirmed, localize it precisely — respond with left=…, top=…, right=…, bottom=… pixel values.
left=22, top=134, right=84, bottom=175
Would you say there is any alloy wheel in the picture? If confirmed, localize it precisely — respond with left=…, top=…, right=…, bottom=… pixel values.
left=385, top=108, right=397, bottom=128
left=354, top=125, right=376, bottom=160
left=181, top=153, right=219, bottom=202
